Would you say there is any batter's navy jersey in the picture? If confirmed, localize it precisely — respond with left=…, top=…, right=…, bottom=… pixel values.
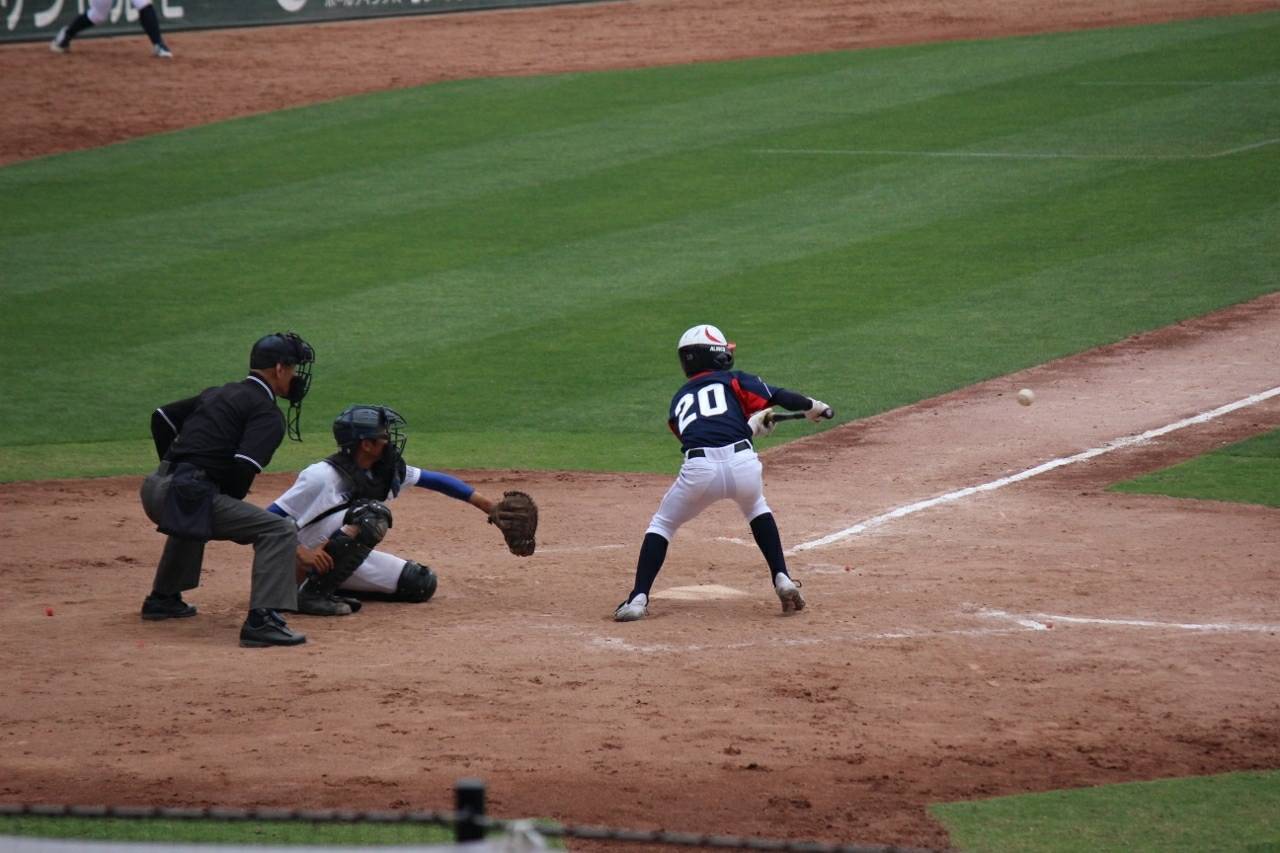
left=668, top=370, right=779, bottom=452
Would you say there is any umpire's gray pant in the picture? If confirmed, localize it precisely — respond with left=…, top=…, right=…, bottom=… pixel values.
left=140, top=464, right=298, bottom=612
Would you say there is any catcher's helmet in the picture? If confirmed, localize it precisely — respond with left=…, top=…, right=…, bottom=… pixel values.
left=333, top=405, right=407, bottom=458
left=677, top=324, right=735, bottom=377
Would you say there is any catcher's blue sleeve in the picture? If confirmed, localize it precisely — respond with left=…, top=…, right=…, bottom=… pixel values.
left=408, top=466, right=474, bottom=501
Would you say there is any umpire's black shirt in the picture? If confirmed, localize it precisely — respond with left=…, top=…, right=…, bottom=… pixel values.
left=152, top=375, right=286, bottom=499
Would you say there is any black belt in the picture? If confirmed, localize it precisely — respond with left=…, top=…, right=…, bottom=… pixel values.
left=686, top=440, right=751, bottom=459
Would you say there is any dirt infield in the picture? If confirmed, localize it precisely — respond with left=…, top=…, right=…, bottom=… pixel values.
left=3, top=0, right=1280, bottom=848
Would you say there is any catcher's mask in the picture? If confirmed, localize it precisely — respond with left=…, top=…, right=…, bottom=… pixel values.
left=333, top=404, right=408, bottom=463
left=677, top=324, right=736, bottom=377
left=250, top=331, right=315, bottom=441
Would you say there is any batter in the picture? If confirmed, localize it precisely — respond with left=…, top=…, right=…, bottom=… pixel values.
left=614, top=324, right=830, bottom=621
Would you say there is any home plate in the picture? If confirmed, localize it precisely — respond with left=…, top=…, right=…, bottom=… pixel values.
left=651, top=584, right=750, bottom=601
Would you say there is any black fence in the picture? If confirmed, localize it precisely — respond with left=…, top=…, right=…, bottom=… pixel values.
left=0, top=779, right=939, bottom=853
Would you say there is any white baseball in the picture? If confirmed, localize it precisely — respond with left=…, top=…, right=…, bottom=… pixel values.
left=1017, top=388, right=1035, bottom=406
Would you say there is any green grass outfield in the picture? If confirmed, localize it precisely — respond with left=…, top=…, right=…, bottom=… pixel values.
left=931, top=769, right=1280, bottom=852
left=2, top=12, right=1278, bottom=482
left=1110, top=427, right=1280, bottom=507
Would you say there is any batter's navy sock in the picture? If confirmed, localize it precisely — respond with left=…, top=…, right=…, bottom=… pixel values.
left=750, top=513, right=788, bottom=580
left=138, top=5, right=163, bottom=45
left=65, top=13, right=93, bottom=39
left=628, top=532, right=669, bottom=599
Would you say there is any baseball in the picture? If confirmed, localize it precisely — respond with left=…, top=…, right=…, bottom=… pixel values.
left=1017, top=388, right=1035, bottom=406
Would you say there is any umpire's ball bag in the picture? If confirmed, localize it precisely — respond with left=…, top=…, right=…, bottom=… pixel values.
left=157, top=463, right=216, bottom=541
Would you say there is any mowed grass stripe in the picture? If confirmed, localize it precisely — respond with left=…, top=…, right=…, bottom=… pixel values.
left=7, top=13, right=1275, bottom=288
left=0, top=12, right=1276, bottom=480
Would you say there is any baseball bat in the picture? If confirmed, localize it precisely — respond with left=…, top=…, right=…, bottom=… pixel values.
left=766, top=407, right=834, bottom=425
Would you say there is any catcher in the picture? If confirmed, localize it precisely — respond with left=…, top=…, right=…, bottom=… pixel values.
left=266, top=404, right=537, bottom=615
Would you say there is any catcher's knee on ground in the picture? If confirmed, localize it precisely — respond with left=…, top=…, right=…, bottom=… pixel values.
left=394, top=560, right=437, bottom=602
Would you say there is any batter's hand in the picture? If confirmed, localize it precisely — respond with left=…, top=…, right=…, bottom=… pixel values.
left=805, top=399, right=832, bottom=422
left=748, top=408, right=776, bottom=438
left=297, top=544, right=335, bottom=574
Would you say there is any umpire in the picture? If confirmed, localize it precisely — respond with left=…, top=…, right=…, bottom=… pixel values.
left=139, top=332, right=315, bottom=648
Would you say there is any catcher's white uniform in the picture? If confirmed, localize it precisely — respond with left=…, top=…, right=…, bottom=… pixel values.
left=272, top=462, right=467, bottom=593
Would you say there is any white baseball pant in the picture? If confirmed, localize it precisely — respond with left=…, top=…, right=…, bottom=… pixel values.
left=341, top=548, right=409, bottom=595
left=646, top=441, right=771, bottom=540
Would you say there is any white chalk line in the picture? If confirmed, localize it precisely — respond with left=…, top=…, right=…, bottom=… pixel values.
left=1079, top=80, right=1280, bottom=87
left=757, top=147, right=1181, bottom=161
left=536, top=543, right=627, bottom=554
left=793, top=386, right=1280, bottom=552
left=979, top=608, right=1280, bottom=634
left=1210, top=137, right=1280, bottom=158
left=589, top=625, right=1026, bottom=655
left=754, top=137, right=1280, bottom=161
left=584, top=607, right=1280, bottom=655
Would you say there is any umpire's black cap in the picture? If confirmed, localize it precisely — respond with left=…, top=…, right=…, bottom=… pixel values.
left=250, top=332, right=314, bottom=370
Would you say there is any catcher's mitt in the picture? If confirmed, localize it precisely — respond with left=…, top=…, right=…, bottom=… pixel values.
left=488, top=490, right=538, bottom=556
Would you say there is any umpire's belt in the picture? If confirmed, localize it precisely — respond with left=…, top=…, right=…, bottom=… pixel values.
left=686, top=440, right=752, bottom=460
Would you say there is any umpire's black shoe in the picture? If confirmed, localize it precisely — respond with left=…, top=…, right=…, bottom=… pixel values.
left=239, top=609, right=306, bottom=648
left=141, top=592, right=197, bottom=621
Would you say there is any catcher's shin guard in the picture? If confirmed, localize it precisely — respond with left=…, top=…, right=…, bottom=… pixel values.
left=313, top=529, right=371, bottom=595
left=312, top=500, right=392, bottom=596
left=395, top=560, right=437, bottom=603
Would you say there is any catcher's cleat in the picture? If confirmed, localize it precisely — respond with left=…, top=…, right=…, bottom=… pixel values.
left=774, top=574, right=805, bottom=614
left=141, top=592, right=197, bottom=620
left=297, top=583, right=353, bottom=616
left=613, top=593, right=648, bottom=622
left=50, top=28, right=70, bottom=53
left=333, top=593, right=363, bottom=613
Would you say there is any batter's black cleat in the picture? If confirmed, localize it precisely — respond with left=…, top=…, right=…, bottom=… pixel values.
left=239, top=609, right=306, bottom=648
left=141, top=592, right=197, bottom=620
left=152, top=42, right=173, bottom=59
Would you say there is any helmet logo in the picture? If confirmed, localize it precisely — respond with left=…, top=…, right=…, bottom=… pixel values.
left=703, top=326, right=724, bottom=344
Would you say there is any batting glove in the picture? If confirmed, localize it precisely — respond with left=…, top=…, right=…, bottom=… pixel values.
left=805, top=399, right=832, bottom=422
left=748, top=408, right=776, bottom=438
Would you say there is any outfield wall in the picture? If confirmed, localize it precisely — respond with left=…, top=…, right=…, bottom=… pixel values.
left=1, top=0, right=604, bottom=43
